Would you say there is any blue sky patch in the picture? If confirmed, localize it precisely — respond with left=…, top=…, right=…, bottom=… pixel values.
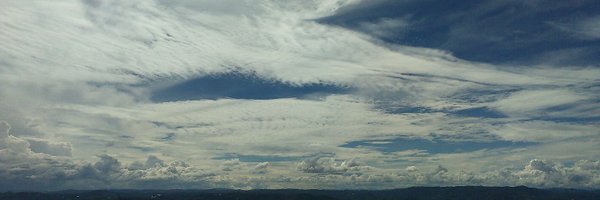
left=376, top=104, right=437, bottom=115
left=320, top=0, right=600, bottom=66
left=341, top=137, right=535, bottom=154
left=151, top=72, right=351, bottom=102
left=448, top=88, right=520, bottom=103
left=451, top=107, right=507, bottom=118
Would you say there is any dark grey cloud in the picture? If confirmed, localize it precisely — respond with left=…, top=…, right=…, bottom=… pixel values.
left=26, top=138, right=72, bottom=156
left=0, top=121, right=9, bottom=139
left=94, top=154, right=121, bottom=174
left=128, top=155, right=166, bottom=170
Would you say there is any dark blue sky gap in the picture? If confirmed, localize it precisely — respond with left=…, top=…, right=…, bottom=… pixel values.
left=319, top=0, right=600, bottom=66
left=375, top=103, right=506, bottom=119
left=151, top=72, right=351, bottom=102
left=448, top=88, right=521, bottom=104
left=373, top=87, right=515, bottom=117
left=341, top=137, right=536, bottom=154
left=451, top=107, right=507, bottom=118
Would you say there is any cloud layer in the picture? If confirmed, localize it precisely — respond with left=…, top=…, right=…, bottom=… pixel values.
left=0, top=0, right=599, bottom=191
left=2, top=122, right=599, bottom=190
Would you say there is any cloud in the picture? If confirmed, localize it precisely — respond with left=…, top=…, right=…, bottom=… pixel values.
left=94, top=154, right=121, bottom=174
left=572, top=16, right=600, bottom=39
left=128, top=155, right=166, bottom=170
left=26, top=138, right=73, bottom=156
left=550, top=15, right=600, bottom=40
left=406, top=166, right=418, bottom=172
left=0, top=121, right=32, bottom=154
left=221, top=159, right=243, bottom=172
left=493, top=120, right=599, bottom=142
left=357, top=17, right=411, bottom=38
left=389, top=159, right=600, bottom=188
left=0, top=121, right=83, bottom=190
left=255, top=162, right=271, bottom=170
left=155, top=0, right=265, bottom=16
left=508, top=159, right=600, bottom=188
left=492, top=89, right=587, bottom=116
left=297, top=157, right=367, bottom=174
left=0, top=121, right=215, bottom=190
left=251, top=162, right=271, bottom=174
left=0, top=121, right=10, bottom=141
left=0, top=0, right=599, bottom=191
left=1, top=122, right=600, bottom=190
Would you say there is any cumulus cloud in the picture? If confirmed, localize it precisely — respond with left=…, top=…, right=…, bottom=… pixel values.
left=0, top=121, right=215, bottom=190
left=0, top=121, right=33, bottom=155
left=0, top=121, right=82, bottom=190
left=26, top=138, right=72, bottom=156
left=221, top=159, right=243, bottom=172
left=405, top=166, right=418, bottom=172
left=251, top=162, right=271, bottom=174
left=1, top=123, right=600, bottom=190
left=388, top=159, right=600, bottom=188
left=297, top=157, right=367, bottom=174
left=255, top=162, right=271, bottom=170
left=492, top=159, right=600, bottom=188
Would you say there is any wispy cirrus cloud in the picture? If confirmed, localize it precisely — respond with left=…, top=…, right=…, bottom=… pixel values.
left=0, top=0, right=599, bottom=191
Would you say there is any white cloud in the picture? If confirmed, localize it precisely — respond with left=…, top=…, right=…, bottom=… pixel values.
left=252, top=162, right=271, bottom=174
left=550, top=15, right=600, bottom=40
left=357, top=17, right=411, bottom=38
left=0, top=122, right=215, bottom=190
left=0, top=0, right=599, bottom=190
left=1, top=120, right=600, bottom=190
left=493, top=120, right=599, bottom=142
left=406, top=166, right=418, bottom=172
left=575, top=16, right=600, bottom=39
left=492, top=89, right=587, bottom=116
left=297, top=156, right=367, bottom=174
left=255, top=162, right=271, bottom=170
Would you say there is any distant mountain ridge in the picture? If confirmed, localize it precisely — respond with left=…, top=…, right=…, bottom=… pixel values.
left=2, top=186, right=600, bottom=200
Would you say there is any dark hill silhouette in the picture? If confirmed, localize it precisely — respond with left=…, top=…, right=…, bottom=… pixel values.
left=1, top=186, right=599, bottom=200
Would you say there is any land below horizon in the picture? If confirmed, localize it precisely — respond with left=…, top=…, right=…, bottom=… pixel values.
left=2, top=186, right=600, bottom=200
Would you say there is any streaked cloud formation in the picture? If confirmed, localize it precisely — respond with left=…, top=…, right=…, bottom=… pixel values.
left=0, top=0, right=599, bottom=190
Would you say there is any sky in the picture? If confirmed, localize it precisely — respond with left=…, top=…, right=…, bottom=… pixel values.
left=0, top=0, right=599, bottom=191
